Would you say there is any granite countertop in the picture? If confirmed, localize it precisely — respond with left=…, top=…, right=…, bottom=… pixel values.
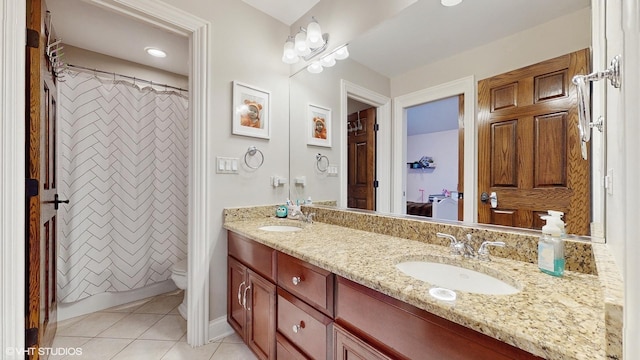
left=224, top=216, right=613, bottom=360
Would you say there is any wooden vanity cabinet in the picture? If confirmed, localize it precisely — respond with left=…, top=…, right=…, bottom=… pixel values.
left=335, top=276, right=543, bottom=360
left=227, top=232, right=277, bottom=360
left=334, top=324, right=392, bottom=360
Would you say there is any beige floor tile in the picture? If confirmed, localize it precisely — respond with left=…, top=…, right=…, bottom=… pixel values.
left=210, top=342, right=257, bottom=360
left=221, top=332, right=244, bottom=344
left=111, top=339, right=175, bottom=360
left=138, top=314, right=187, bottom=341
left=48, top=336, right=92, bottom=360
left=97, top=313, right=164, bottom=339
left=103, top=297, right=153, bottom=313
left=134, top=293, right=183, bottom=315
left=67, top=337, right=133, bottom=360
left=56, top=312, right=128, bottom=337
left=161, top=340, right=221, bottom=360
left=56, top=314, right=88, bottom=331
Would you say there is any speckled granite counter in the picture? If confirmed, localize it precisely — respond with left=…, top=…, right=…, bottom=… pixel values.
left=223, top=205, right=623, bottom=360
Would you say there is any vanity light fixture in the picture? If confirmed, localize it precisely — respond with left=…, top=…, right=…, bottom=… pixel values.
left=282, top=17, right=329, bottom=64
left=145, top=47, right=167, bottom=58
left=306, top=44, right=349, bottom=73
left=441, top=0, right=463, bottom=6
left=307, top=61, right=324, bottom=74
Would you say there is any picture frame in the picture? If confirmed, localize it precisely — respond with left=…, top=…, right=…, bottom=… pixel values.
left=307, top=104, right=332, bottom=147
left=232, top=81, right=271, bottom=139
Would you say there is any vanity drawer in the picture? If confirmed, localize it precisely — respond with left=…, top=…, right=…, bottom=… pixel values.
left=277, top=332, right=310, bottom=360
left=228, top=231, right=276, bottom=282
left=277, top=288, right=333, bottom=360
left=277, top=252, right=334, bottom=317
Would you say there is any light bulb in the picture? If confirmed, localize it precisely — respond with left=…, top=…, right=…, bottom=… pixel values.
left=294, top=31, right=310, bottom=56
left=307, top=61, right=323, bottom=74
left=145, top=47, right=167, bottom=58
left=282, top=37, right=299, bottom=64
left=320, top=53, right=336, bottom=67
left=334, top=45, right=349, bottom=60
left=306, top=19, right=324, bottom=48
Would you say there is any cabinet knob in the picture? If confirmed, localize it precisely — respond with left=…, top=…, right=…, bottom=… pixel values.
left=292, top=276, right=302, bottom=285
left=292, top=322, right=304, bottom=333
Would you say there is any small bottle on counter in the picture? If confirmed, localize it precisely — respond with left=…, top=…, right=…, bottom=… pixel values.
left=538, top=215, right=565, bottom=277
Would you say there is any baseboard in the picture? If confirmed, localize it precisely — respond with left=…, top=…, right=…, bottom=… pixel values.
left=208, top=315, right=234, bottom=343
left=57, top=280, right=178, bottom=321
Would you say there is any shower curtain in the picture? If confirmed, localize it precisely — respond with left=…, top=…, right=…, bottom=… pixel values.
left=57, top=71, right=189, bottom=303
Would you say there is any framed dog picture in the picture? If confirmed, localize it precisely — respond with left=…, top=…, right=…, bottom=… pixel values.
left=232, top=81, right=271, bottom=139
left=307, top=104, right=331, bottom=147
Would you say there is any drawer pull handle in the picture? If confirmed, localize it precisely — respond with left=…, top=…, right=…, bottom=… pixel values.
left=292, top=276, right=302, bottom=285
left=243, top=285, right=251, bottom=311
left=292, top=322, right=305, bottom=333
left=237, top=281, right=245, bottom=307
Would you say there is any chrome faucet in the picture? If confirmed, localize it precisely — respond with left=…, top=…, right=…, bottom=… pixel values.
left=437, top=233, right=505, bottom=261
left=477, top=241, right=506, bottom=261
left=301, top=212, right=315, bottom=224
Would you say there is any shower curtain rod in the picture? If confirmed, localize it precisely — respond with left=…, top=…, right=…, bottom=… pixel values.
left=66, top=63, right=188, bottom=92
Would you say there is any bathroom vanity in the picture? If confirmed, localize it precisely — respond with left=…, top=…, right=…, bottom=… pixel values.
left=224, top=205, right=623, bottom=360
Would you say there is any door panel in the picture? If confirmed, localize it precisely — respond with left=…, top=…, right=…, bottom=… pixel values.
left=26, top=0, right=59, bottom=357
left=478, top=49, right=591, bottom=235
left=347, top=108, right=376, bottom=210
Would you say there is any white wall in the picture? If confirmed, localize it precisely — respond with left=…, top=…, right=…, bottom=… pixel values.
left=63, top=45, right=188, bottom=89
left=391, top=8, right=592, bottom=97
left=406, top=130, right=458, bottom=202
left=157, top=0, right=291, bottom=321
left=289, top=58, right=390, bottom=204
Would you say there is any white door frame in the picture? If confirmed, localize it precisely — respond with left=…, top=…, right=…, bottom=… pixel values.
left=0, top=0, right=213, bottom=350
left=340, top=80, right=392, bottom=212
left=1, top=0, right=27, bottom=357
left=392, top=76, right=476, bottom=221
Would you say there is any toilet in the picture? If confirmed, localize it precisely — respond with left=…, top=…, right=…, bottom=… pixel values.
left=170, top=258, right=188, bottom=320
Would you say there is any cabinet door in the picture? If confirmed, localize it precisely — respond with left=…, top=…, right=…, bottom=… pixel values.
left=228, top=256, right=247, bottom=339
left=334, top=324, right=391, bottom=360
left=247, top=269, right=277, bottom=360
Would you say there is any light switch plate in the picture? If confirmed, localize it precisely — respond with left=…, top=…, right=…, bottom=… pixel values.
left=216, top=156, right=239, bottom=174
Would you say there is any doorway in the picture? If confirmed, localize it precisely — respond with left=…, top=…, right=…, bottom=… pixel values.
left=347, top=99, right=377, bottom=210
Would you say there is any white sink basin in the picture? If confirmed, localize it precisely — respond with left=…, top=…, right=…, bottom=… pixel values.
left=396, top=261, right=519, bottom=295
left=258, top=225, right=302, bottom=232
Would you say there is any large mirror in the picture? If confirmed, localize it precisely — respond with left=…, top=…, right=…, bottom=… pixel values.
left=289, top=0, right=599, bottom=237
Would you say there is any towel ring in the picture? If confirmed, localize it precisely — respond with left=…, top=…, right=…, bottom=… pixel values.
left=244, top=146, right=264, bottom=169
left=316, top=153, right=329, bottom=172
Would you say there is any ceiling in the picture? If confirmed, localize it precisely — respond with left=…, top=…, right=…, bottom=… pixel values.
left=407, top=96, right=459, bottom=136
left=47, top=0, right=590, bottom=80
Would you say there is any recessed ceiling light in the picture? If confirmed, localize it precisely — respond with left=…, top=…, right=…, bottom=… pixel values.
left=441, top=0, right=463, bottom=6
left=145, top=47, right=167, bottom=58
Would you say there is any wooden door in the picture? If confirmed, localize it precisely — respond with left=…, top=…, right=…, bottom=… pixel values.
left=26, top=0, right=60, bottom=357
left=246, top=270, right=276, bottom=360
left=347, top=108, right=377, bottom=210
left=478, top=49, right=591, bottom=235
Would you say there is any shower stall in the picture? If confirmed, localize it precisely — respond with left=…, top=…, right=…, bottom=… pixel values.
left=56, top=68, right=189, bottom=319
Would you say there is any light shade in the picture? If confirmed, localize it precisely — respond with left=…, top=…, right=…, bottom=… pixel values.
left=294, top=31, right=311, bottom=56
left=307, top=61, right=323, bottom=74
left=441, top=0, right=463, bottom=6
left=333, top=45, right=349, bottom=60
left=145, top=47, right=166, bottom=58
left=320, top=53, right=336, bottom=67
left=306, top=19, right=324, bottom=48
left=282, top=37, right=299, bottom=64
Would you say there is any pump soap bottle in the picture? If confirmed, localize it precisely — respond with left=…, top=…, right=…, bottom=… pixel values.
left=538, top=215, right=565, bottom=277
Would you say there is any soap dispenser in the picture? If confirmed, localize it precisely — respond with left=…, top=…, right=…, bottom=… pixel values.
left=538, top=215, right=565, bottom=277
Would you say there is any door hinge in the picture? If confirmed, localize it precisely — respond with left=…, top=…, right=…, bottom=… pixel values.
left=373, top=180, right=379, bottom=188
left=25, top=327, right=38, bottom=348
left=26, top=29, right=39, bottom=48
left=374, top=123, right=380, bottom=131
left=26, top=178, right=39, bottom=198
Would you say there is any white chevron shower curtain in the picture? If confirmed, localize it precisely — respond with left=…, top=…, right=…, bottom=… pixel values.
left=57, top=71, right=189, bottom=303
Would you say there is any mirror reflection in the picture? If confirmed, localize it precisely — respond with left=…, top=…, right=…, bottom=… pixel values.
left=289, top=0, right=596, bottom=236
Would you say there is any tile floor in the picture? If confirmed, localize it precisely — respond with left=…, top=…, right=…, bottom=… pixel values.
left=51, top=291, right=257, bottom=360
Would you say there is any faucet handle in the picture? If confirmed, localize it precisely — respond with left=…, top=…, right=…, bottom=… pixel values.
left=436, top=233, right=461, bottom=255
left=477, top=241, right=505, bottom=261
left=305, top=213, right=315, bottom=223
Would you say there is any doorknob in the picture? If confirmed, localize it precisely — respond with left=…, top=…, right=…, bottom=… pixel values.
left=480, top=192, right=498, bottom=208
left=480, top=192, right=490, bottom=203
left=54, top=194, right=69, bottom=210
